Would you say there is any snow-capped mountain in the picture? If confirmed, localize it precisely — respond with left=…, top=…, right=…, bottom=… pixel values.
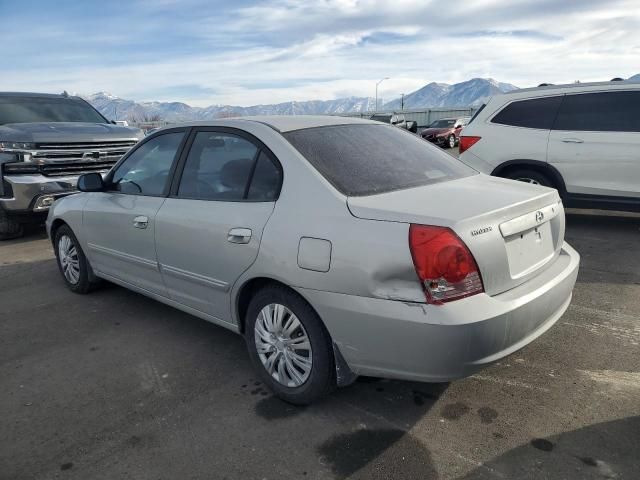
left=384, top=78, right=518, bottom=110
left=85, top=74, right=640, bottom=122
left=86, top=93, right=377, bottom=122
left=86, top=78, right=517, bottom=122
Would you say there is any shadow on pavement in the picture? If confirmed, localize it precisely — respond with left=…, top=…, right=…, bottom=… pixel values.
left=460, top=416, right=640, bottom=479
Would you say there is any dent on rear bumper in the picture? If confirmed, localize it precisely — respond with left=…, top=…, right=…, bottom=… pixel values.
left=296, top=242, right=580, bottom=383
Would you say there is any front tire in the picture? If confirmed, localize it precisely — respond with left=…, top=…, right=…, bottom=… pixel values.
left=448, top=134, right=456, bottom=149
left=54, top=225, right=98, bottom=294
left=0, top=208, right=24, bottom=240
left=503, top=169, right=553, bottom=188
left=245, top=285, right=335, bottom=405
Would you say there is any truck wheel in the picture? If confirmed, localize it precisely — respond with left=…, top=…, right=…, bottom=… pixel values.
left=0, top=208, right=24, bottom=240
left=448, top=134, right=456, bottom=149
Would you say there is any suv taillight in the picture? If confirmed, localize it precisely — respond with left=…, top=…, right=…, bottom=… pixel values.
left=409, top=224, right=484, bottom=304
left=459, top=135, right=481, bottom=154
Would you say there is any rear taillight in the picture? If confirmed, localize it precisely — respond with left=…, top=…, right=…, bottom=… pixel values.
left=409, top=224, right=484, bottom=304
left=459, top=135, right=481, bottom=154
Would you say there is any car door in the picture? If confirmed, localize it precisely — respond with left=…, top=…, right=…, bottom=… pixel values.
left=155, top=128, right=282, bottom=321
left=547, top=90, right=640, bottom=198
left=83, top=129, right=187, bottom=295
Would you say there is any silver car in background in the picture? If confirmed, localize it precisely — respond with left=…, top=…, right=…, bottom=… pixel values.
left=47, top=116, right=579, bottom=404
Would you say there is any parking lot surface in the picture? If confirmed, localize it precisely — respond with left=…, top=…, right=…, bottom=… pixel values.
left=1, top=210, right=639, bottom=479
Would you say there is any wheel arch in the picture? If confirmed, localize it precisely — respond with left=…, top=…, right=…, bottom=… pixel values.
left=234, top=276, right=357, bottom=386
left=491, top=160, right=567, bottom=194
left=49, top=218, right=69, bottom=247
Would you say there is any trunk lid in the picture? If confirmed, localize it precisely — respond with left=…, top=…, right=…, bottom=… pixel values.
left=347, top=174, right=565, bottom=296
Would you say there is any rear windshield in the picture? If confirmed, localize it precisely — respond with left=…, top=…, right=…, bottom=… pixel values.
left=283, top=124, right=476, bottom=196
left=0, top=96, right=107, bottom=125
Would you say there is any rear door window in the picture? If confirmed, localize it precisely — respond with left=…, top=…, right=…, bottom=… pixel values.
left=553, top=91, right=640, bottom=132
left=177, top=131, right=282, bottom=201
left=283, top=124, right=475, bottom=196
left=491, top=96, right=563, bottom=129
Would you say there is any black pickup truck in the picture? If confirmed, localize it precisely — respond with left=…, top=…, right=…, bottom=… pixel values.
left=0, top=92, right=143, bottom=239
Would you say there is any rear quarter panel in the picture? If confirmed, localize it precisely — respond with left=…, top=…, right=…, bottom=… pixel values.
left=230, top=130, right=425, bottom=324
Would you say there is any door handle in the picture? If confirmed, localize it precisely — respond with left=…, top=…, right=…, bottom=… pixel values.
left=227, top=227, right=252, bottom=244
left=133, top=215, right=149, bottom=229
left=561, top=138, right=584, bottom=143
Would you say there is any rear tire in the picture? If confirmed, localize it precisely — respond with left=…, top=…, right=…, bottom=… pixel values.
left=448, top=134, right=456, bottom=149
left=53, top=225, right=99, bottom=294
left=503, top=169, right=553, bottom=188
left=0, top=208, right=24, bottom=240
left=244, top=285, right=335, bottom=405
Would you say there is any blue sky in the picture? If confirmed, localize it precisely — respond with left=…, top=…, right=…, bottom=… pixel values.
left=1, top=0, right=638, bottom=106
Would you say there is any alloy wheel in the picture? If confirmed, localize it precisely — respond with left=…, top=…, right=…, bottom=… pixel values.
left=254, top=303, right=313, bottom=387
left=58, top=235, right=80, bottom=284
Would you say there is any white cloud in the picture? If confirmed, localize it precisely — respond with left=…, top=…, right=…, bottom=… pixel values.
left=1, top=0, right=638, bottom=106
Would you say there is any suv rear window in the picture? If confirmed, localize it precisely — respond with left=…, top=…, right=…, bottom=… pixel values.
left=553, top=91, right=640, bottom=132
left=491, top=96, right=562, bottom=129
left=283, top=124, right=476, bottom=196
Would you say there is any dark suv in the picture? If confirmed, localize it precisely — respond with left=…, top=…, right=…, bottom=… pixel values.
left=0, top=92, right=143, bottom=239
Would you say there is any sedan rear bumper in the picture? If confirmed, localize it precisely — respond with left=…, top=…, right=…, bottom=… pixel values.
left=296, top=242, right=579, bottom=382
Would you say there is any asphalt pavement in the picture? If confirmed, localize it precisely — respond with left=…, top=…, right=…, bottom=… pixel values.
left=1, top=209, right=639, bottom=480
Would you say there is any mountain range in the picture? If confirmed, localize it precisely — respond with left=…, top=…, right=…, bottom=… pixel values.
left=85, top=75, right=639, bottom=122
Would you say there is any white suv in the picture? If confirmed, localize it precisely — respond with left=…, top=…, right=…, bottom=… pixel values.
left=459, top=81, right=640, bottom=212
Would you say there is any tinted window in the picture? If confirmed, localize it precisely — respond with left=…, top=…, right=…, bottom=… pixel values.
left=178, top=132, right=258, bottom=201
left=467, top=104, right=485, bottom=125
left=370, top=115, right=392, bottom=123
left=429, top=119, right=456, bottom=128
left=111, top=132, right=184, bottom=196
left=284, top=124, right=475, bottom=196
left=0, top=96, right=106, bottom=124
left=491, top=96, right=562, bottom=129
left=247, top=152, right=281, bottom=201
left=554, top=91, right=640, bottom=132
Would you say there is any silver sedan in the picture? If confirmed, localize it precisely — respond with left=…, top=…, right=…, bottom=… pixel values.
left=47, top=116, right=580, bottom=404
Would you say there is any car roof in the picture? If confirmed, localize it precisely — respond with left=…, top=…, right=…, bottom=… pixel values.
left=170, top=115, right=378, bottom=133
left=493, top=80, right=640, bottom=100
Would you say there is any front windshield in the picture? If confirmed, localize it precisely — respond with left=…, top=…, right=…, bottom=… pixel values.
left=428, top=119, right=456, bottom=128
left=0, top=96, right=107, bottom=125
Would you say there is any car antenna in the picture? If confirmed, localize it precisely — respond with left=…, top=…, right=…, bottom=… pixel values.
left=61, top=90, right=70, bottom=97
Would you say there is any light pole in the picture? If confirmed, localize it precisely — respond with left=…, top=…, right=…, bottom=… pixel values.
left=375, top=77, right=389, bottom=112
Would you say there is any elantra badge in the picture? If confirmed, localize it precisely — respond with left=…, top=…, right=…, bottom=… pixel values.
left=471, top=226, right=492, bottom=237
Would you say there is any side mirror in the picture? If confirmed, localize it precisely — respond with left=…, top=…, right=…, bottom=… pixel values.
left=77, top=172, right=105, bottom=192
